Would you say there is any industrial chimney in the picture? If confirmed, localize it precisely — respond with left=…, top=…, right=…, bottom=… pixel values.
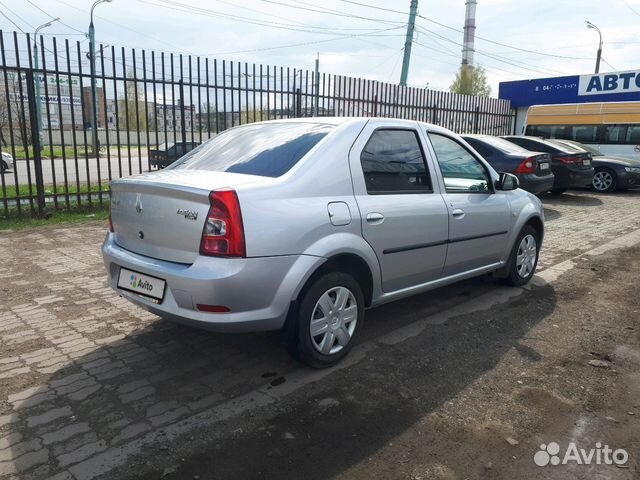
left=462, top=0, right=477, bottom=66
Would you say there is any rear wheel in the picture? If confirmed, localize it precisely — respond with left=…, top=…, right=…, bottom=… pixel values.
left=289, top=271, right=364, bottom=369
left=592, top=168, right=617, bottom=193
left=0, top=160, right=7, bottom=174
left=504, top=225, right=539, bottom=287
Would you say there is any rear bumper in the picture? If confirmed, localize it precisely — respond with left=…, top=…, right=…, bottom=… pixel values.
left=551, top=165, right=594, bottom=189
left=102, top=233, right=322, bottom=332
left=517, top=173, right=555, bottom=195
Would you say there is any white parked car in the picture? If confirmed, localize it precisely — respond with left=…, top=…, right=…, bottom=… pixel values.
left=1, top=152, right=13, bottom=173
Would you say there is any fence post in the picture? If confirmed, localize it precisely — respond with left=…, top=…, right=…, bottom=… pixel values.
left=25, top=70, right=46, bottom=217
left=179, top=80, right=187, bottom=142
left=473, top=106, right=480, bottom=134
left=295, top=88, right=302, bottom=118
left=373, top=95, right=378, bottom=117
left=432, top=103, right=438, bottom=125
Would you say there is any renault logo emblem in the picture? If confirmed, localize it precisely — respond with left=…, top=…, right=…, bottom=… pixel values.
left=135, top=193, right=143, bottom=215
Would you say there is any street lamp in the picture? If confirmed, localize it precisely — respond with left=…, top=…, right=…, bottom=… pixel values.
left=585, top=20, right=603, bottom=74
left=33, top=18, right=59, bottom=148
left=89, top=0, right=112, bottom=156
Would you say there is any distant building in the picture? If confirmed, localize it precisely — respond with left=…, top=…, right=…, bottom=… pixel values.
left=155, top=103, right=194, bottom=132
left=82, top=86, right=105, bottom=129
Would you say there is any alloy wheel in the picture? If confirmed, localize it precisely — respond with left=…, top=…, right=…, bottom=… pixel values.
left=592, top=170, right=614, bottom=192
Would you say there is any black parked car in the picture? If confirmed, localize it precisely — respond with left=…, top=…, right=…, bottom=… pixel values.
left=149, top=141, right=200, bottom=168
left=547, top=139, right=640, bottom=193
left=501, top=136, right=594, bottom=194
left=462, top=134, right=555, bottom=195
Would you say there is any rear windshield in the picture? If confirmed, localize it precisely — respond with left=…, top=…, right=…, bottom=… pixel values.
left=169, top=122, right=334, bottom=177
left=471, top=136, right=530, bottom=154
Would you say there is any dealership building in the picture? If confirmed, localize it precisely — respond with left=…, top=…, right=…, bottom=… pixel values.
left=499, top=69, right=640, bottom=134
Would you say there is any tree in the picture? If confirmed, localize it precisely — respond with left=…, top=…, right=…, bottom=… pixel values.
left=449, top=65, right=491, bottom=97
left=118, top=71, right=147, bottom=132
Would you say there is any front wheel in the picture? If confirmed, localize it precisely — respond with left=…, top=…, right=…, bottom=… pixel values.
left=504, top=226, right=539, bottom=287
left=592, top=168, right=617, bottom=193
left=290, top=272, right=364, bottom=369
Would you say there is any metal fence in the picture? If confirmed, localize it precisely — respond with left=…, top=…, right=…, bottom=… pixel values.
left=0, top=30, right=516, bottom=216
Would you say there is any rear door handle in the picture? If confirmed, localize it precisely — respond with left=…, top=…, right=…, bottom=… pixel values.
left=451, top=208, right=465, bottom=219
left=366, top=212, right=384, bottom=224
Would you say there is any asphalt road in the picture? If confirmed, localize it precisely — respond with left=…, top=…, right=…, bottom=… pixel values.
left=1, top=153, right=151, bottom=189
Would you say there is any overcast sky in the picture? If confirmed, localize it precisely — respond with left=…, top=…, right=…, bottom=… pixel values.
left=1, top=0, right=639, bottom=94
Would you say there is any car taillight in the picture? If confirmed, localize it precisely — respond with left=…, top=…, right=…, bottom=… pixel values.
left=515, top=157, right=537, bottom=174
left=200, top=188, right=246, bottom=257
left=555, top=155, right=581, bottom=164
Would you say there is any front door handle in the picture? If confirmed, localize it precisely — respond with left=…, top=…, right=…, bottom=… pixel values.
left=451, top=208, right=465, bottom=219
left=366, top=212, right=384, bottom=224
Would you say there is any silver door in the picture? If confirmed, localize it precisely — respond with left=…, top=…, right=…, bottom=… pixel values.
left=426, top=131, right=512, bottom=276
left=350, top=122, right=449, bottom=292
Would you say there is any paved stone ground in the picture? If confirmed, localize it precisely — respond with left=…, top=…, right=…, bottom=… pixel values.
left=0, top=189, right=639, bottom=480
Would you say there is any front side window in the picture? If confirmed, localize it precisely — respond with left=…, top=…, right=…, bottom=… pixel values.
left=170, top=122, right=334, bottom=177
left=360, top=129, right=432, bottom=194
left=428, top=133, right=491, bottom=193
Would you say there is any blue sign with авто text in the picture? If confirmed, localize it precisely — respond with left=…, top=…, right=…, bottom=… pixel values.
left=499, top=70, right=640, bottom=108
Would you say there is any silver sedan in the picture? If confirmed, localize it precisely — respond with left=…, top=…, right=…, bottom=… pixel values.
left=103, top=118, right=544, bottom=368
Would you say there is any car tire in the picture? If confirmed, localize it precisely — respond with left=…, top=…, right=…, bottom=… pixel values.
left=504, top=225, right=540, bottom=287
left=0, top=160, right=7, bottom=174
left=550, top=188, right=566, bottom=194
left=591, top=168, right=617, bottom=193
left=289, top=271, right=364, bottom=369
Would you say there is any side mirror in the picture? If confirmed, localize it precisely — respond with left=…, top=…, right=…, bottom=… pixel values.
left=496, top=172, right=519, bottom=191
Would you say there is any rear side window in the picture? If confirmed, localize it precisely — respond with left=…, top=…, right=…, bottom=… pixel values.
left=170, top=122, right=334, bottom=177
left=360, top=129, right=432, bottom=194
left=506, top=138, right=556, bottom=153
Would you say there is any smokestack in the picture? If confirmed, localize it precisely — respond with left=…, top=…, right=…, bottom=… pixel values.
left=462, top=0, right=477, bottom=66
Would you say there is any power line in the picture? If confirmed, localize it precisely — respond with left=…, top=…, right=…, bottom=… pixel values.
left=258, top=0, right=404, bottom=26
left=620, top=0, right=640, bottom=16
left=414, top=24, right=568, bottom=76
left=0, top=8, right=26, bottom=33
left=24, top=0, right=86, bottom=35
left=198, top=26, right=404, bottom=56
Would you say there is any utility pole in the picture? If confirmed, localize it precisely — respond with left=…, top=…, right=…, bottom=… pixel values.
left=89, top=0, right=112, bottom=157
left=586, top=20, right=602, bottom=73
left=314, top=53, right=319, bottom=116
left=399, top=0, right=418, bottom=87
left=33, top=18, right=59, bottom=150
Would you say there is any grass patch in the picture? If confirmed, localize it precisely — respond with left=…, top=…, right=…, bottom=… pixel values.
left=8, top=145, right=148, bottom=160
left=0, top=204, right=109, bottom=231
left=1, top=182, right=110, bottom=199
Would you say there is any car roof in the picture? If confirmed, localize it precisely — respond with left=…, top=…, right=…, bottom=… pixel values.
left=243, top=117, right=454, bottom=134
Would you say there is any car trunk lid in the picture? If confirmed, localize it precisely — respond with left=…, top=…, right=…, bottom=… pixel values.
left=110, top=170, right=268, bottom=264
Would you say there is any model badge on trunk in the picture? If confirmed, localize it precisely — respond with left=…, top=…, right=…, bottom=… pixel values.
left=177, top=208, right=198, bottom=221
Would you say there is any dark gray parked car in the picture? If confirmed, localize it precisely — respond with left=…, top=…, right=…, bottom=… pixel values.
left=547, top=139, right=640, bottom=193
left=149, top=141, right=200, bottom=168
left=501, top=136, right=594, bottom=194
left=462, top=135, right=554, bottom=195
